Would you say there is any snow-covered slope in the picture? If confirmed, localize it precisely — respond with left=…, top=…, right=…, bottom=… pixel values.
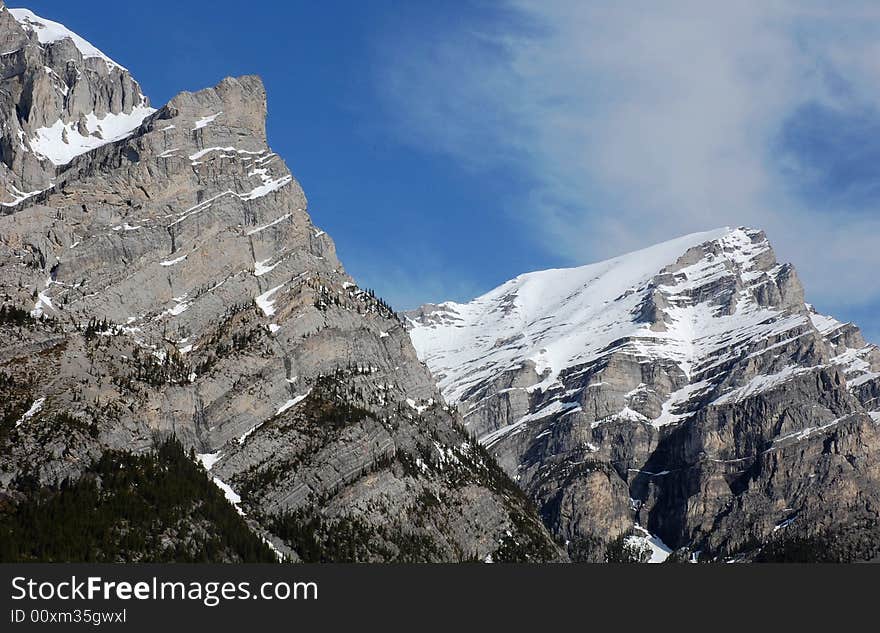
left=28, top=104, right=155, bottom=166
left=407, top=227, right=880, bottom=560
left=409, top=227, right=878, bottom=429
left=9, top=7, right=155, bottom=165
left=9, top=7, right=124, bottom=69
left=0, top=4, right=153, bottom=203
left=411, top=229, right=743, bottom=404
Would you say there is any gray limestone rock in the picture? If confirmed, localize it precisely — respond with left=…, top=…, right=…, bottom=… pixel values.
left=408, top=227, right=880, bottom=561
left=0, top=6, right=562, bottom=563
left=0, top=3, right=149, bottom=206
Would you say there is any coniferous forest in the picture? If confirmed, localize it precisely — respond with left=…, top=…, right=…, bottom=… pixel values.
left=0, top=437, right=276, bottom=562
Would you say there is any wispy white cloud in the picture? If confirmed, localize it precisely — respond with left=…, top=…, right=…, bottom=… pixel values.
left=376, top=0, right=880, bottom=323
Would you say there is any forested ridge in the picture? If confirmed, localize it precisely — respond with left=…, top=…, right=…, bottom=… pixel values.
left=0, top=437, right=276, bottom=562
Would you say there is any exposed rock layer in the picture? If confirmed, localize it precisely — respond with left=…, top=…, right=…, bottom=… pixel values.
left=408, top=228, right=880, bottom=561
left=0, top=5, right=561, bottom=563
left=0, top=4, right=150, bottom=206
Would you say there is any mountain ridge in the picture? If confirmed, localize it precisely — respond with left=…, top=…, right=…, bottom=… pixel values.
left=4, top=2, right=879, bottom=563
left=407, top=226, right=880, bottom=560
left=0, top=3, right=151, bottom=206
left=0, top=4, right=562, bottom=563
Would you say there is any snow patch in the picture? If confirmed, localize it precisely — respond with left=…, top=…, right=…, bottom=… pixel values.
left=241, top=175, right=292, bottom=201
left=255, top=284, right=285, bottom=317
left=29, top=105, right=155, bottom=166
left=253, top=259, right=279, bottom=277
left=276, top=390, right=311, bottom=416
left=1, top=183, right=47, bottom=207
left=30, top=278, right=55, bottom=318
left=159, top=254, right=187, bottom=267
left=626, top=525, right=672, bottom=563
left=238, top=422, right=265, bottom=445
left=192, top=112, right=221, bottom=131
left=9, top=8, right=126, bottom=70
left=196, top=451, right=222, bottom=471
left=406, top=397, right=434, bottom=414
left=773, top=515, right=797, bottom=532
left=246, top=213, right=292, bottom=236
left=14, top=397, right=45, bottom=428
left=211, top=477, right=243, bottom=515
left=713, top=366, right=814, bottom=405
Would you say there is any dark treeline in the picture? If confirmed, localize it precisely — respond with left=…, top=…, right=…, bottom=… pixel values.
left=0, top=437, right=276, bottom=562
left=0, top=304, right=35, bottom=326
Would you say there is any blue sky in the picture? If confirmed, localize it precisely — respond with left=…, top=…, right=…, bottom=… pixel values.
left=18, top=1, right=880, bottom=341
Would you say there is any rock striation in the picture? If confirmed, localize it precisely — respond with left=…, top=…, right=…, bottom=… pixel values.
left=0, top=4, right=560, bottom=563
left=408, top=227, right=880, bottom=561
left=0, top=5, right=150, bottom=207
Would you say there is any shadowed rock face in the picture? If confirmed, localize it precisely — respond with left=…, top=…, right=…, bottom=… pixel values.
left=0, top=5, right=561, bottom=562
left=409, top=227, right=880, bottom=561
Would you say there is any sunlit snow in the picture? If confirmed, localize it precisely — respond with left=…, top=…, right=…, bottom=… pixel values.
left=255, top=284, right=284, bottom=317
left=14, top=397, right=45, bottom=428
left=9, top=8, right=126, bottom=70
left=29, top=105, right=155, bottom=166
left=408, top=227, right=856, bottom=436
left=276, top=390, right=311, bottom=416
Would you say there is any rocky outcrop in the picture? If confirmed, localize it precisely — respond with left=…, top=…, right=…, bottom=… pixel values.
left=408, top=228, right=880, bottom=561
left=0, top=7, right=561, bottom=562
left=0, top=3, right=151, bottom=207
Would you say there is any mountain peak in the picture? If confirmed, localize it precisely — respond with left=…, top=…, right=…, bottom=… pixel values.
left=408, top=226, right=880, bottom=559
left=161, top=75, right=269, bottom=146
left=0, top=5, right=563, bottom=563
left=0, top=5, right=151, bottom=204
left=7, top=6, right=124, bottom=70
left=408, top=225, right=800, bottom=403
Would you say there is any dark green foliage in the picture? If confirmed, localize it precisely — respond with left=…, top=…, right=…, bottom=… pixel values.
left=82, top=317, right=111, bottom=340
left=53, top=412, right=100, bottom=439
left=467, top=439, right=536, bottom=502
left=0, top=372, right=31, bottom=451
left=490, top=509, right=562, bottom=563
left=236, top=372, right=382, bottom=500
left=194, top=305, right=263, bottom=375
left=238, top=459, right=293, bottom=500
left=0, top=304, right=35, bottom=326
left=755, top=520, right=880, bottom=562
left=125, top=349, right=191, bottom=386
left=663, top=548, right=693, bottom=563
left=355, top=288, right=397, bottom=320
left=302, top=374, right=372, bottom=426
left=362, top=288, right=395, bottom=317
left=568, top=536, right=606, bottom=563
left=0, top=437, right=276, bottom=563
left=275, top=372, right=375, bottom=436
left=315, top=282, right=400, bottom=322
left=267, top=508, right=442, bottom=563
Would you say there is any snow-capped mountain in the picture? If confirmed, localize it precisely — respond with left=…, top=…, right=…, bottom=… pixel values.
left=4, top=2, right=879, bottom=564
left=0, top=4, right=561, bottom=562
left=408, top=227, right=880, bottom=561
left=0, top=6, right=152, bottom=206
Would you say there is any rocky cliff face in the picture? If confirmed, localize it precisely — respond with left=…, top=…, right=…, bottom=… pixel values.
left=408, top=227, right=880, bottom=561
left=0, top=5, right=561, bottom=562
left=0, top=5, right=151, bottom=207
